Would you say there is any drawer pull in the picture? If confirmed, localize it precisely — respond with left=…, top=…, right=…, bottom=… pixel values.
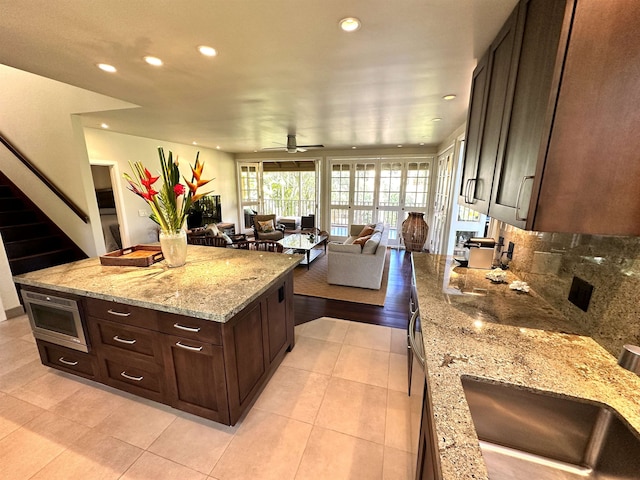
left=58, top=357, right=79, bottom=366
left=113, top=335, right=137, bottom=345
left=176, top=341, right=203, bottom=352
left=120, top=371, right=143, bottom=382
left=108, top=309, right=131, bottom=317
left=173, top=323, right=200, bottom=333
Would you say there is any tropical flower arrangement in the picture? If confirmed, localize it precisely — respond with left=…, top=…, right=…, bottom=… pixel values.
left=124, top=147, right=213, bottom=234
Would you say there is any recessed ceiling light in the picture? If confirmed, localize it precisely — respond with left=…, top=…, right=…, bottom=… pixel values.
left=352, top=146, right=357, bottom=149
left=397, top=144, right=403, bottom=148
left=443, top=94, right=456, bottom=101
left=419, top=142, right=425, bottom=146
left=144, top=56, right=163, bottom=66
left=216, top=146, right=220, bottom=150
left=192, top=141, right=198, bottom=145
left=100, top=123, right=109, bottom=129
left=432, top=118, right=442, bottom=122
left=97, top=63, right=116, bottom=73
left=339, top=17, right=361, bottom=32
left=198, top=45, right=217, bottom=57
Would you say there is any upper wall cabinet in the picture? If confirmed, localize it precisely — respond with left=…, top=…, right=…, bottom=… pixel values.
left=458, top=5, right=522, bottom=215
left=461, top=0, right=640, bottom=236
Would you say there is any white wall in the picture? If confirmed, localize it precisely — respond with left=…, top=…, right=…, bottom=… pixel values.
left=84, top=128, right=238, bottom=245
left=0, top=64, right=136, bottom=317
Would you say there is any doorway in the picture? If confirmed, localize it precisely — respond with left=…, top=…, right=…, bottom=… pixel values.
left=90, top=163, right=127, bottom=252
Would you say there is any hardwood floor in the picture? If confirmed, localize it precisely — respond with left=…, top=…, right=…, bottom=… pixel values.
left=293, top=248, right=412, bottom=329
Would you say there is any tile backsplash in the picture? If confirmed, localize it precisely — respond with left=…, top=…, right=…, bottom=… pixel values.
left=495, top=221, right=640, bottom=356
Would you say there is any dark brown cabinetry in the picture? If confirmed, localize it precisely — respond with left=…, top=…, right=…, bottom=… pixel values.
left=459, top=4, right=523, bottom=214
left=34, top=273, right=294, bottom=426
left=37, top=340, right=97, bottom=379
left=463, top=0, right=640, bottom=235
left=415, top=379, right=441, bottom=480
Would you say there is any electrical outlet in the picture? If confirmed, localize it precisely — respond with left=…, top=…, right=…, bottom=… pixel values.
left=138, top=209, right=147, bottom=217
left=568, top=276, right=594, bottom=312
left=506, top=242, right=515, bottom=260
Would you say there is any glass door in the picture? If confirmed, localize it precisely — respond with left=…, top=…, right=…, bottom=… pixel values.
left=430, top=147, right=455, bottom=254
left=378, top=161, right=403, bottom=245
left=328, top=156, right=433, bottom=245
left=239, top=163, right=261, bottom=230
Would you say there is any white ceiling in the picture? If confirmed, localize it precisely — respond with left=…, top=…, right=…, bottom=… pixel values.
left=0, top=0, right=518, bottom=153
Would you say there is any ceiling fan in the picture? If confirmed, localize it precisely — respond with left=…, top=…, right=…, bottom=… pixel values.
left=262, top=134, right=324, bottom=154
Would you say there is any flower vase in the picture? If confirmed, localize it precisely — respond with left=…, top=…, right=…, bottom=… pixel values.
left=159, top=230, right=187, bottom=267
left=402, top=212, right=429, bottom=252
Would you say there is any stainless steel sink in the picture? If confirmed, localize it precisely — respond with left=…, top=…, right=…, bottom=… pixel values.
left=461, top=376, right=640, bottom=480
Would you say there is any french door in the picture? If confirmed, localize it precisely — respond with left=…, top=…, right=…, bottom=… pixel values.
left=239, top=163, right=261, bottom=230
left=328, top=156, right=433, bottom=246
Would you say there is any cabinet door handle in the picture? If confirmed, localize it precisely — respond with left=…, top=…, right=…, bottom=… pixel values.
left=120, top=371, right=143, bottom=382
left=173, top=323, right=200, bottom=333
left=108, top=309, right=131, bottom=317
left=465, top=178, right=476, bottom=204
left=515, top=176, right=535, bottom=221
left=58, top=357, right=78, bottom=366
left=408, top=309, right=425, bottom=368
left=113, top=335, right=137, bottom=345
left=176, top=341, right=204, bottom=352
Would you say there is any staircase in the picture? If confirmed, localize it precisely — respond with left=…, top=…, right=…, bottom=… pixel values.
left=0, top=173, right=86, bottom=275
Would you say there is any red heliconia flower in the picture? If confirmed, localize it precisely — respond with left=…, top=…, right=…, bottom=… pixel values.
left=140, top=168, right=159, bottom=189
left=141, top=188, right=159, bottom=201
left=174, top=184, right=185, bottom=196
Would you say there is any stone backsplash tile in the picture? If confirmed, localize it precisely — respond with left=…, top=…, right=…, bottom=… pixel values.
left=496, top=222, right=640, bottom=356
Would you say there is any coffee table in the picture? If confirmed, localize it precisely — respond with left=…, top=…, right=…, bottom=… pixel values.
left=278, top=233, right=328, bottom=270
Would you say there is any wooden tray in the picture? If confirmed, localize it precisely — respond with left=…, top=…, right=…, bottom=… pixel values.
left=100, top=245, right=164, bottom=267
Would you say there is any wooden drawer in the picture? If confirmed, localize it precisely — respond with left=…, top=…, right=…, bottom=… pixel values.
left=92, top=318, right=160, bottom=360
left=157, top=311, right=222, bottom=345
left=85, top=297, right=158, bottom=330
left=37, top=340, right=97, bottom=379
left=102, top=356, right=163, bottom=400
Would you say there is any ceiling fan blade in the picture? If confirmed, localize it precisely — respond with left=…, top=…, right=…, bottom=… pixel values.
left=261, top=146, right=287, bottom=151
left=297, top=144, right=324, bottom=148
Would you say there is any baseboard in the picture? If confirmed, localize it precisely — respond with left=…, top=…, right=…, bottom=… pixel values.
left=5, top=305, right=25, bottom=319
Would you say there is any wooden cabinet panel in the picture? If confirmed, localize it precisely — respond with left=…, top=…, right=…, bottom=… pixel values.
left=85, top=297, right=158, bottom=330
left=534, top=0, right=640, bottom=235
left=157, top=311, right=222, bottom=345
left=102, top=353, right=164, bottom=402
left=161, top=334, right=229, bottom=424
left=37, top=340, right=97, bottom=379
left=460, top=4, right=521, bottom=215
left=265, top=285, right=287, bottom=363
left=459, top=53, right=489, bottom=205
left=92, top=318, right=160, bottom=359
left=231, top=303, right=266, bottom=405
left=415, top=379, right=441, bottom=480
left=489, top=0, right=570, bottom=227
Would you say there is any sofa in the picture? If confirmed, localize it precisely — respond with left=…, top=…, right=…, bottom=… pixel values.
left=327, top=222, right=389, bottom=290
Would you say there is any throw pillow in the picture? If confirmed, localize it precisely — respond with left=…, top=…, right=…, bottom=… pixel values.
left=205, top=224, right=220, bottom=236
left=353, top=234, right=371, bottom=246
left=258, top=219, right=275, bottom=233
left=358, top=225, right=375, bottom=237
left=220, top=232, right=233, bottom=244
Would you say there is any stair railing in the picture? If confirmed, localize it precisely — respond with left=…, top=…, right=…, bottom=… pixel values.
left=0, top=132, right=89, bottom=223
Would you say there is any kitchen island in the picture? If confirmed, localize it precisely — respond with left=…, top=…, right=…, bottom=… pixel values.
left=14, top=245, right=302, bottom=425
left=412, top=253, right=640, bottom=479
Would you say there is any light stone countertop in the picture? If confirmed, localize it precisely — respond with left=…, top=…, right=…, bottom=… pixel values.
left=412, top=253, right=640, bottom=480
left=14, top=245, right=303, bottom=322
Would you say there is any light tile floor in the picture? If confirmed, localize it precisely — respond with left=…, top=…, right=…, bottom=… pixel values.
left=0, top=315, right=424, bottom=479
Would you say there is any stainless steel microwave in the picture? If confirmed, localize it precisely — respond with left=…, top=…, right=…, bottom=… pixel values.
left=21, top=289, right=88, bottom=352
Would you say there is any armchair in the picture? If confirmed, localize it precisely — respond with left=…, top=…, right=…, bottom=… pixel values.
left=252, top=214, right=285, bottom=241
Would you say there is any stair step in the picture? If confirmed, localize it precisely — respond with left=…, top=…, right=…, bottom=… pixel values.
left=9, top=248, right=83, bottom=276
left=0, top=197, right=24, bottom=212
left=0, top=222, right=52, bottom=242
left=0, top=210, right=38, bottom=226
left=4, top=235, right=65, bottom=258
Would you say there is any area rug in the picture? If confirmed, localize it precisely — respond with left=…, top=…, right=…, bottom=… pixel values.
left=292, top=249, right=390, bottom=306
